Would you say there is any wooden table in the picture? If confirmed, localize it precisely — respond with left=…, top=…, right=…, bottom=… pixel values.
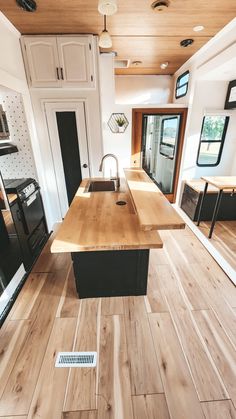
left=197, top=176, right=236, bottom=238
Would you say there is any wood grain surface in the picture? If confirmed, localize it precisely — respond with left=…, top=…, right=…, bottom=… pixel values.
left=202, top=176, right=236, bottom=190
left=0, top=224, right=236, bottom=418
left=124, top=168, right=185, bottom=231
left=1, top=0, right=236, bottom=75
left=51, top=177, right=164, bottom=252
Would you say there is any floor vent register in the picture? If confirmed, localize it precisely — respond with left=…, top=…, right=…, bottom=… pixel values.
left=55, top=352, right=97, bottom=368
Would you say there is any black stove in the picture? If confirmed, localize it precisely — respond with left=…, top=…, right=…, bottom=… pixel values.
left=3, top=177, right=48, bottom=270
left=4, top=178, right=39, bottom=202
left=4, top=178, right=32, bottom=190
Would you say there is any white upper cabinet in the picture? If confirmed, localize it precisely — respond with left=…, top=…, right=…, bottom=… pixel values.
left=23, top=37, right=60, bottom=87
left=57, top=37, right=94, bottom=87
left=22, top=35, right=95, bottom=88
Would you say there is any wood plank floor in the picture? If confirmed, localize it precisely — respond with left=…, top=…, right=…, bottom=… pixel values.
left=199, top=220, right=236, bottom=271
left=0, top=225, right=236, bottom=418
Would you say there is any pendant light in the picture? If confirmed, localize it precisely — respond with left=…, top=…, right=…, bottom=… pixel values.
left=99, top=15, right=112, bottom=49
left=98, top=0, right=117, bottom=16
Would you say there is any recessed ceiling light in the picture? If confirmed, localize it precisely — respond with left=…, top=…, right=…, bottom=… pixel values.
left=16, top=0, right=37, bottom=12
left=193, top=25, right=204, bottom=32
left=151, top=0, right=170, bottom=11
left=180, top=38, right=194, bottom=48
left=160, top=62, right=169, bottom=69
left=132, top=61, right=143, bottom=66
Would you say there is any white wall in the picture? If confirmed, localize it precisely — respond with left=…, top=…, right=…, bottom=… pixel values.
left=0, top=13, right=26, bottom=91
left=99, top=54, right=175, bottom=173
left=180, top=80, right=236, bottom=181
left=173, top=18, right=236, bottom=106
left=231, top=154, right=236, bottom=175
left=172, top=18, right=236, bottom=204
left=115, top=75, right=172, bottom=105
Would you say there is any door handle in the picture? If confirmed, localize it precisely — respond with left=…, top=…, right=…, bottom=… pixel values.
left=16, top=209, right=22, bottom=222
left=56, top=67, right=60, bottom=80
left=83, top=163, right=88, bottom=168
left=60, top=67, right=64, bottom=80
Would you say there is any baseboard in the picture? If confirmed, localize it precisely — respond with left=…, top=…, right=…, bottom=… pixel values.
left=0, top=263, right=26, bottom=323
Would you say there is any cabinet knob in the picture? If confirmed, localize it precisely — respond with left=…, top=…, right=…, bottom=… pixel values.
left=83, top=163, right=88, bottom=168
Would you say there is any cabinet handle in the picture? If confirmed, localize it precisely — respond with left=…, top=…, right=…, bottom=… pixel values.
left=83, top=163, right=88, bottom=168
left=60, top=67, right=64, bottom=80
left=56, top=67, right=60, bottom=80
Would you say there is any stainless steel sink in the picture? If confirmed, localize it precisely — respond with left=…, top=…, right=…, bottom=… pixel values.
left=87, top=180, right=116, bottom=192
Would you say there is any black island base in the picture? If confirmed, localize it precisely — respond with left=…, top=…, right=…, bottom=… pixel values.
left=72, top=249, right=150, bottom=299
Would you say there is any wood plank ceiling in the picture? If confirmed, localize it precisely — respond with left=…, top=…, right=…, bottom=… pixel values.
left=0, top=0, right=236, bottom=75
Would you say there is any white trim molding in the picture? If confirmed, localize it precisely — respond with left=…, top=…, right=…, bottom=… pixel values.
left=0, top=264, right=26, bottom=318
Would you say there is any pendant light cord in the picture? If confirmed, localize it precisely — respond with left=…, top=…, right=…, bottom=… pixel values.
left=104, top=14, right=107, bottom=31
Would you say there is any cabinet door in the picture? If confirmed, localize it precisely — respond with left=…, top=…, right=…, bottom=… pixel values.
left=57, top=36, right=95, bottom=88
left=23, top=37, right=60, bottom=87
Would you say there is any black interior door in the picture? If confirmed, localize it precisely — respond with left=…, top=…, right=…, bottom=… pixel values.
left=56, top=112, right=82, bottom=204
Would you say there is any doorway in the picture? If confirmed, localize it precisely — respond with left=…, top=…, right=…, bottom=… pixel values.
left=132, top=108, right=187, bottom=202
left=45, top=102, right=90, bottom=218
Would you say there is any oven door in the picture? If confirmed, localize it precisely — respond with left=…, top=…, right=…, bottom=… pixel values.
left=20, top=189, right=44, bottom=235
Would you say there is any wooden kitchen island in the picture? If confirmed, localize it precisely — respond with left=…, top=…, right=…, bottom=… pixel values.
left=51, top=168, right=185, bottom=298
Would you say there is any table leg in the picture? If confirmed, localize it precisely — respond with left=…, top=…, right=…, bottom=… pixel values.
left=197, top=182, right=208, bottom=226
left=209, top=189, right=223, bottom=239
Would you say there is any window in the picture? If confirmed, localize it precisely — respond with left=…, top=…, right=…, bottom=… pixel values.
left=175, top=70, right=190, bottom=99
left=159, top=116, right=180, bottom=159
left=197, top=115, right=229, bottom=167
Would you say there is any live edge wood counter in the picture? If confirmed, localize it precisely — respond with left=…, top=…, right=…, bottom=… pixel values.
left=124, top=168, right=185, bottom=231
left=51, top=170, right=184, bottom=298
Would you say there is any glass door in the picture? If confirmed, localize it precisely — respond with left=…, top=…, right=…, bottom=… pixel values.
left=142, top=114, right=181, bottom=195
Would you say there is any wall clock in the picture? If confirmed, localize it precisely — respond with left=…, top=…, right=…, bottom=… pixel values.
left=225, top=80, right=236, bottom=109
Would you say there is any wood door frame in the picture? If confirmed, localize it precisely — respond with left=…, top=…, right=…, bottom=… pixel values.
left=132, top=107, right=188, bottom=203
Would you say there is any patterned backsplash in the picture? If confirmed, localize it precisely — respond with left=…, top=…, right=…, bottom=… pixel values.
left=0, top=92, right=37, bottom=180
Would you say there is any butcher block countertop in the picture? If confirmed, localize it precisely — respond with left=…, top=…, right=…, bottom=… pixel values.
left=124, top=168, right=185, bottom=231
left=51, top=177, right=163, bottom=253
left=51, top=168, right=185, bottom=253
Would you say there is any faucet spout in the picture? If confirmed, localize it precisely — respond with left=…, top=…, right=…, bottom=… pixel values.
left=99, top=154, right=120, bottom=189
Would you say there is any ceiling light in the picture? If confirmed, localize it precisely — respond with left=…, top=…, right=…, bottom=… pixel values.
left=132, top=61, right=143, bottom=66
left=193, top=25, right=204, bottom=32
left=98, top=0, right=117, bottom=16
left=151, top=0, right=170, bottom=12
left=180, top=38, right=194, bottom=48
left=160, top=62, right=169, bottom=69
left=16, top=0, right=37, bottom=12
left=99, top=15, right=112, bottom=48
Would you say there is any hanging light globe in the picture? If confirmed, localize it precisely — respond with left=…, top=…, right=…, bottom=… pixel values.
left=99, top=29, right=112, bottom=48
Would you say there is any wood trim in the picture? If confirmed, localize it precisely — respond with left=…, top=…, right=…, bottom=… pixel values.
left=131, top=107, right=188, bottom=203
